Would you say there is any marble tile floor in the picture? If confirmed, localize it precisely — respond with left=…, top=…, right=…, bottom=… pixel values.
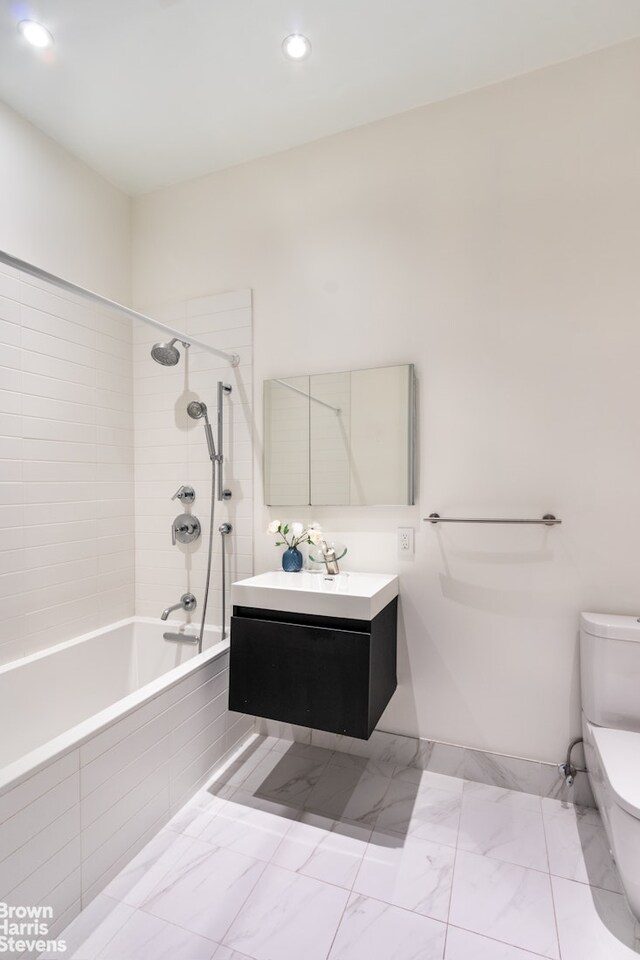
left=44, top=734, right=640, bottom=960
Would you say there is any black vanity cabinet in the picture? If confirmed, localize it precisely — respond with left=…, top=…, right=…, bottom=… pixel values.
left=229, top=597, right=398, bottom=740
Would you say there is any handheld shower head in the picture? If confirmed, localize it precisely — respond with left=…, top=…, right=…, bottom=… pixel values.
left=187, top=400, right=216, bottom=461
left=187, top=401, right=208, bottom=419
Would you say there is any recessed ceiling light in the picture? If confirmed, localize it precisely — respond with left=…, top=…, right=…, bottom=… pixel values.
left=282, top=34, right=311, bottom=61
left=18, top=20, right=54, bottom=49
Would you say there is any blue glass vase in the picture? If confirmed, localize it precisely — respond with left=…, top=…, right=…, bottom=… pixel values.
left=282, top=546, right=303, bottom=572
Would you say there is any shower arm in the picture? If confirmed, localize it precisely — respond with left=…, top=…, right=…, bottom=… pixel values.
left=0, top=249, right=240, bottom=368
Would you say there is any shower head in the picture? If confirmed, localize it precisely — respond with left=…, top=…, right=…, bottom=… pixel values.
left=187, top=401, right=208, bottom=420
left=151, top=339, right=180, bottom=366
left=150, top=338, right=190, bottom=366
left=187, top=400, right=216, bottom=461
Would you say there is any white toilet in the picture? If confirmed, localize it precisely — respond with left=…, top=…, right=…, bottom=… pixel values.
left=580, top=612, right=640, bottom=919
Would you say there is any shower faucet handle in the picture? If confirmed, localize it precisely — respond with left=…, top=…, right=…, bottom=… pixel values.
left=171, top=485, right=195, bottom=504
left=171, top=513, right=201, bottom=546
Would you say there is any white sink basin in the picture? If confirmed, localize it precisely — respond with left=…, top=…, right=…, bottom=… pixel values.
left=231, top=571, right=399, bottom=621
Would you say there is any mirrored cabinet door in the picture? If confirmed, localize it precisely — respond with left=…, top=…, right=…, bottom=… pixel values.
left=310, top=371, right=351, bottom=505
left=264, top=376, right=310, bottom=506
left=264, top=363, right=415, bottom=506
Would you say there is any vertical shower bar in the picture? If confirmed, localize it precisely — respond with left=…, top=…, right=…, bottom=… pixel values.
left=217, top=381, right=232, bottom=501
left=219, top=523, right=232, bottom=640
left=217, top=381, right=232, bottom=640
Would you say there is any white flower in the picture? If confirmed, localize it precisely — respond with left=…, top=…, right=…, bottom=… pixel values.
left=308, top=521, right=322, bottom=531
left=267, top=520, right=280, bottom=534
left=291, top=522, right=304, bottom=538
left=308, top=529, right=324, bottom=545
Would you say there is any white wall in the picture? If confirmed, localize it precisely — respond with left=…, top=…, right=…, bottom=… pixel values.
left=132, top=39, right=640, bottom=763
left=0, top=99, right=130, bottom=302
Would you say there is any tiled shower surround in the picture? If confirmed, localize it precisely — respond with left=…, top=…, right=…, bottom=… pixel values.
left=47, top=734, right=638, bottom=960
left=0, top=259, right=254, bottom=661
left=133, top=289, right=254, bottom=629
left=0, top=263, right=135, bottom=665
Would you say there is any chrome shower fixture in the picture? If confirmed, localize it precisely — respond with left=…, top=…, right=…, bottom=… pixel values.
left=150, top=338, right=190, bottom=366
left=160, top=592, right=197, bottom=621
left=187, top=400, right=216, bottom=462
left=186, top=401, right=207, bottom=419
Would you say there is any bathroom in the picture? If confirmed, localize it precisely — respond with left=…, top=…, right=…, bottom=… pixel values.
left=0, top=2, right=639, bottom=958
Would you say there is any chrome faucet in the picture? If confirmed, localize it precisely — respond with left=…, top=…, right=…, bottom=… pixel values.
left=318, top=540, right=340, bottom=575
left=161, top=592, right=197, bottom=621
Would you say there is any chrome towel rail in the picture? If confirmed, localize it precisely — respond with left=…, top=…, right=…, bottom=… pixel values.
left=425, top=513, right=561, bottom=526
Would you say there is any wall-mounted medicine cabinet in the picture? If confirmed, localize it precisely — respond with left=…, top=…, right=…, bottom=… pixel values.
left=264, top=362, right=416, bottom=506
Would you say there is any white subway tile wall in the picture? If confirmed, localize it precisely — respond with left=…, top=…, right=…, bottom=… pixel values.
left=133, top=290, right=254, bottom=628
left=0, top=264, right=134, bottom=666
left=0, top=748, right=81, bottom=959
left=0, top=268, right=254, bottom=663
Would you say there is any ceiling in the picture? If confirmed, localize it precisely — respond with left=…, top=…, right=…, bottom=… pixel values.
left=1, top=0, right=640, bottom=195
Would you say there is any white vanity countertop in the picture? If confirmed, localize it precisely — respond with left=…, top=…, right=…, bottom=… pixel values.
left=231, top=571, right=399, bottom=621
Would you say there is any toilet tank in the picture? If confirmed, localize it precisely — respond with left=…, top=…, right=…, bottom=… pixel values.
left=580, top=613, right=640, bottom=732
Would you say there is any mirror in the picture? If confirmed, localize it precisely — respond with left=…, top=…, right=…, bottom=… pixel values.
left=264, top=363, right=415, bottom=506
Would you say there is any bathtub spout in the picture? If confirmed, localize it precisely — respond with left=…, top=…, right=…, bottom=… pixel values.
left=161, top=603, right=180, bottom=621
left=161, top=592, right=197, bottom=621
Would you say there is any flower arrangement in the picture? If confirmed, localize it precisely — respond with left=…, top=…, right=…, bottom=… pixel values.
left=267, top=520, right=323, bottom=548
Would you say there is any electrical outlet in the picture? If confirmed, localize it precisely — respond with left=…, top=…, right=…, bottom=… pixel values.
left=398, top=526, right=414, bottom=557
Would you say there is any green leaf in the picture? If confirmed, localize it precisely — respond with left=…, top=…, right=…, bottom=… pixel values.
left=275, top=541, right=284, bottom=546
left=283, top=524, right=289, bottom=535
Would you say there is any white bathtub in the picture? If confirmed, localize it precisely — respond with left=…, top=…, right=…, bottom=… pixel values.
left=0, top=617, right=253, bottom=955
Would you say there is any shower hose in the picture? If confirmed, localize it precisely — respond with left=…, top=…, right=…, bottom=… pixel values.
left=196, top=458, right=216, bottom=655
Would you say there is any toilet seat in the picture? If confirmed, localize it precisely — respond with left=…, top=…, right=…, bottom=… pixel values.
left=592, top=725, right=640, bottom=821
